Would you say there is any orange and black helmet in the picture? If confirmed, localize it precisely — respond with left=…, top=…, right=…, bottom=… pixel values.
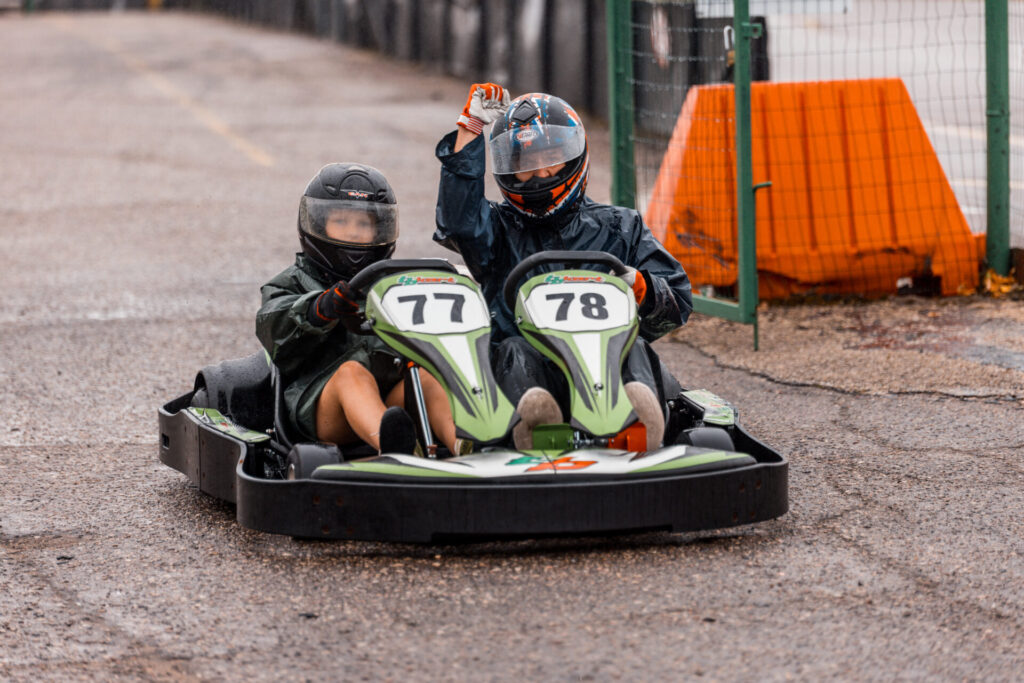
left=489, top=93, right=589, bottom=220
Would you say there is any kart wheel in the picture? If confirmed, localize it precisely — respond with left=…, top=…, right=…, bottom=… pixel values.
left=286, top=444, right=342, bottom=480
left=678, top=426, right=735, bottom=452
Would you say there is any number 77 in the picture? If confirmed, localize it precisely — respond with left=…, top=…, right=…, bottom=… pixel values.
left=397, top=292, right=465, bottom=325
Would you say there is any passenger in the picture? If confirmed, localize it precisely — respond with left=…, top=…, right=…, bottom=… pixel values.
left=435, top=85, right=693, bottom=450
left=257, top=163, right=458, bottom=455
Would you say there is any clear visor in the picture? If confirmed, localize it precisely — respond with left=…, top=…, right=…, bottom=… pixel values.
left=298, top=197, right=398, bottom=246
left=489, top=124, right=586, bottom=174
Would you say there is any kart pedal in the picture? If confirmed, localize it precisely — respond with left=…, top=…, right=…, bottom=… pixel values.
left=607, top=421, right=648, bottom=452
left=624, top=382, right=664, bottom=451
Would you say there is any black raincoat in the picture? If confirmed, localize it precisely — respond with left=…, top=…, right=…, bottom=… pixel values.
left=433, top=132, right=693, bottom=344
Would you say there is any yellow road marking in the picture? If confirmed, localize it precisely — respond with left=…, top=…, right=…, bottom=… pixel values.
left=49, top=16, right=274, bottom=167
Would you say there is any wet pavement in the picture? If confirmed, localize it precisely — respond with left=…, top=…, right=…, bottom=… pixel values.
left=1, top=11, right=1021, bottom=682
left=678, top=296, right=1024, bottom=399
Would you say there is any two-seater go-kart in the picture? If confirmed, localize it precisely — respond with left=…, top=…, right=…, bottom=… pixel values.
left=159, top=251, right=787, bottom=542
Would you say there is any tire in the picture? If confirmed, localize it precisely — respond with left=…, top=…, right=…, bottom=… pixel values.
left=286, top=443, right=342, bottom=480
left=677, top=426, right=735, bottom=452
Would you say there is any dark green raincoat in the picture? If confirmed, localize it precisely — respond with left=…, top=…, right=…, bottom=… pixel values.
left=255, top=254, right=403, bottom=440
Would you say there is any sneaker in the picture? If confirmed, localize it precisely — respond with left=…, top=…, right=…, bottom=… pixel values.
left=512, top=387, right=563, bottom=450
left=624, top=382, right=665, bottom=451
left=452, top=438, right=475, bottom=457
left=378, top=406, right=417, bottom=455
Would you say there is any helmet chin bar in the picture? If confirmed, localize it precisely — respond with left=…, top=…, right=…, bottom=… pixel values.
left=496, top=150, right=589, bottom=220
left=299, top=230, right=396, bottom=281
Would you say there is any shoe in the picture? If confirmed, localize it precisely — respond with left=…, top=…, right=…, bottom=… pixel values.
left=624, top=382, right=664, bottom=451
left=512, top=387, right=563, bottom=450
left=452, top=438, right=475, bottom=456
left=378, top=406, right=417, bottom=455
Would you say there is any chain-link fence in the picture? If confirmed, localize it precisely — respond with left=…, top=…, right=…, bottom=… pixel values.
left=630, top=0, right=1022, bottom=301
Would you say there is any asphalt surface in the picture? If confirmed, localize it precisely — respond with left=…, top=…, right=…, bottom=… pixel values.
left=1, top=11, right=1022, bottom=681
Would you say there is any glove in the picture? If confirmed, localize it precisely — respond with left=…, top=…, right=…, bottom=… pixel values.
left=309, top=280, right=361, bottom=326
left=457, top=83, right=510, bottom=135
left=622, top=267, right=648, bottom=307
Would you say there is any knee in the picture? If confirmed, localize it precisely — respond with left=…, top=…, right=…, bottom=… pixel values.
left=327, top=360, right=372, bottom=390
left=418, top=370, right=445, bottom=396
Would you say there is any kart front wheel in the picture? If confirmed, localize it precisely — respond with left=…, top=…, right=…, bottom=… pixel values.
left=678, top=426, right=736, bottom=452
left=286, top=443, right=342, bottom=480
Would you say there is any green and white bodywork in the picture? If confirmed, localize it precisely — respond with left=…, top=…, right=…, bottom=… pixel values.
left=514, top=270, right=638, bottom=437
left=364, top=270, right=516, bottom=444
left=158, top=255, right=789, bottom=541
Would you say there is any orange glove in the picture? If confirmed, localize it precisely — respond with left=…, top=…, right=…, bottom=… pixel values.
left=457, top=83, right=511, bottom=135
left=623, top=267, right=647, bottom=306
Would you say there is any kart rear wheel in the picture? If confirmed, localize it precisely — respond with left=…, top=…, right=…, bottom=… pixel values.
left=678, top=426, right=736, bottom=452
left=286, top=443, right=342, bottom=480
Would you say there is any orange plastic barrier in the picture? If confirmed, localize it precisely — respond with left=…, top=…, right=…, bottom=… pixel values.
left=645, top=78, right=984, bottom=298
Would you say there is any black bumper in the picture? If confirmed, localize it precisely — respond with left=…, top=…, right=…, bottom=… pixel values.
left=159, top=394, right=787, bottom=543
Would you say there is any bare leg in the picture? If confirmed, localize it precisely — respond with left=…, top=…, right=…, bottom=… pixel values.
left=418, top=371, right=457, bottom=452
left=382, top=372, right=458, bottom=453
left=315, top=361, right=388, bottom=450
left=316, top=361, right=458, bottom=453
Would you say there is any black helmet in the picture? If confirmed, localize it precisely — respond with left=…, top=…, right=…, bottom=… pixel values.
left=297, top=163, right=398, bottom=281
left=489, top=93, right=589, bottom=220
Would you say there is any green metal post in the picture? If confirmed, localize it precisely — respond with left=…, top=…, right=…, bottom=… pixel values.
left=734, top=0, right=759, bottom=343
left=607, top=0, right=637, bottom=209
left=986, top=0, right=1011, bottom=276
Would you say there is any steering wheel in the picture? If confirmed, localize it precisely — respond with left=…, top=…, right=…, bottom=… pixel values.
left=344, top=258, right=459, bottom=334
left=502, top=250, right=629, bottom=311
left=348, top=258, right=458, bottom=293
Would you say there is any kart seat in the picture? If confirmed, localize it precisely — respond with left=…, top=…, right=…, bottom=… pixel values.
left=193, top=351, right=274, bottom=432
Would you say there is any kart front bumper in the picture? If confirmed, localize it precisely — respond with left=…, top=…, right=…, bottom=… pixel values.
left=159, top=394, right=787, bottom=543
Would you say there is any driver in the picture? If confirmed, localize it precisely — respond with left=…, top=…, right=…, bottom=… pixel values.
left=257, top=162, right=459, bottom=455
left=435, top=85, right=693, bottom=450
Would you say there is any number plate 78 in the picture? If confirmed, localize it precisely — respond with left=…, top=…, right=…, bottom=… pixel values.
left=522, top=281, right=634, bottom=332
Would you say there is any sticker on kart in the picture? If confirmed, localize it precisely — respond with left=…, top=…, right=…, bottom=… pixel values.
left=314, top=446, right=754, bottom=481
left=521, top=278, right=634, bottom=332
left=372, top=280, right=491, bottom=335
left=187, top=407, right=270, bottom=443
left=316, top=450, right=555, bottom=480
left=504, top=446, right=754, bottom=476
left=683, top=390, right=736, bottom=426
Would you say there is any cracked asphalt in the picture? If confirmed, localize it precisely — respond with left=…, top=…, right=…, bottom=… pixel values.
left=1, top=11, right=1021, bottom=681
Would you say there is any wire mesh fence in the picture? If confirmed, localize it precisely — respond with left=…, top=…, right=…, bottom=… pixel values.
left=631, top=0, right=1023, bottom=301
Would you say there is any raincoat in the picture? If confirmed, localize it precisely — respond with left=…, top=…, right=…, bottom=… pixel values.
left=256, top=254, right=403, bottom=440
left=433, top=132, right=693, bottom=344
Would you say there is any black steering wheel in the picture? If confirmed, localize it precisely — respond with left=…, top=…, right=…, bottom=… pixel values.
left=501, top=250, right=629, bottom=311
left=343, top=258, right=459, bottom=335
left=348, top=258, right=459, bottom=293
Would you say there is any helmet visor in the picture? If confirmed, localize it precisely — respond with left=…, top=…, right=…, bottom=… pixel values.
left=298, top=197, right=398, bottom=246
left=489, top=124, right=587, bottom=174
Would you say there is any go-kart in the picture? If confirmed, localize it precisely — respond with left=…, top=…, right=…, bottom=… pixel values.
left=158, top=251, right=787, bottom=542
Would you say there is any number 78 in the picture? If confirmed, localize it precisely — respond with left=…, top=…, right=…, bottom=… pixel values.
left=545, top=292, right=608, bottom=321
